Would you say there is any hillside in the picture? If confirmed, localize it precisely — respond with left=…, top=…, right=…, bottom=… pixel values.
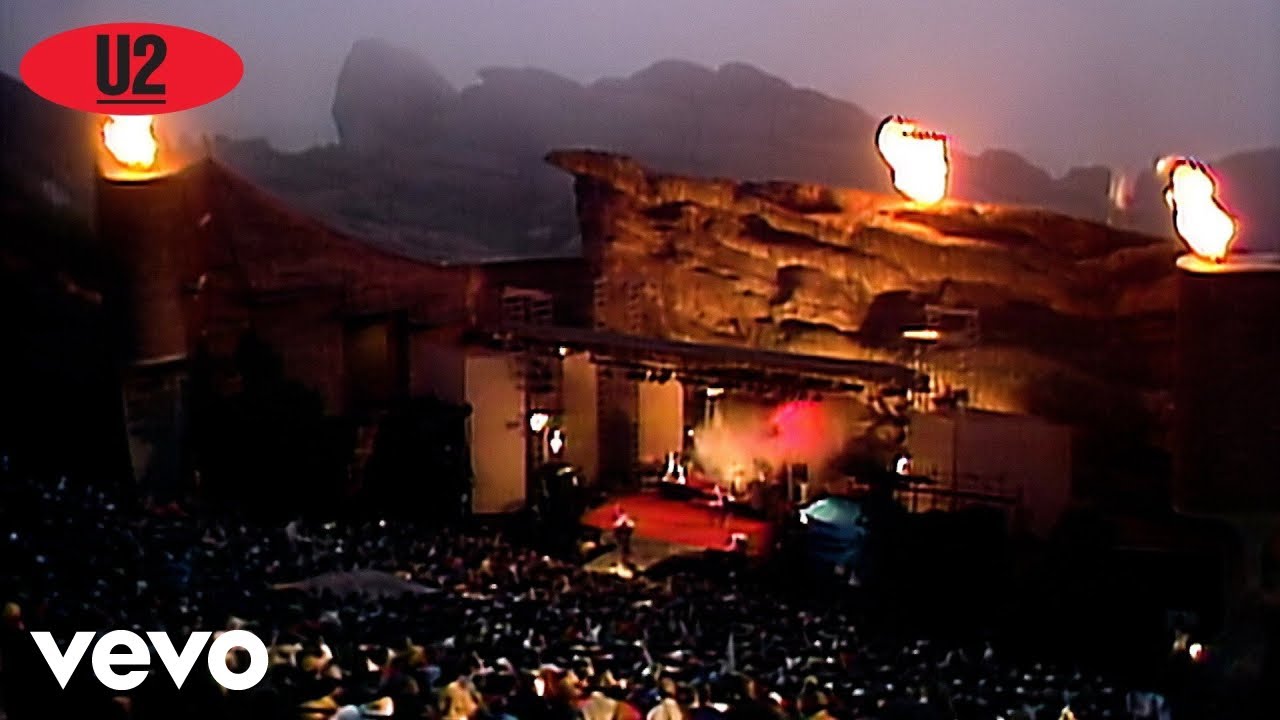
left=0, top=73, right=96, bottom=220
left=4, top=38, right=1278, bottom=261
left=214, top=40, right=1151, bottom=260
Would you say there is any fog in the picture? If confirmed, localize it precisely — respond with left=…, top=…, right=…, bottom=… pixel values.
left=692, top=399, right=865, bottom=486
left=4, top=0, right=1279, bottom=172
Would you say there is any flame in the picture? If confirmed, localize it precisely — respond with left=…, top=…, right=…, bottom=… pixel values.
left=876, top=116, right=950, bottom=205
left=1159, top=156, right=1238, bottom=262
left=101, top=115, right=159, bottom=172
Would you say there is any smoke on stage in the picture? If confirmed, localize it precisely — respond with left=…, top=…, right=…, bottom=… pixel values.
left=690, top=398, right=863, bottom=482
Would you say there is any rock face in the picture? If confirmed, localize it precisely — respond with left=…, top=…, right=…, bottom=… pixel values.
left=332, top=38, right=458, bottom=154
left=0, top=73, right=95, bottom=219
left=210, top=41, right=1280, bottom=261
left=218, top=43, right=1152, bottom=261
left=549, top=150, right=1179, bottom=438
left=326, top=43, right=1117, bottom=218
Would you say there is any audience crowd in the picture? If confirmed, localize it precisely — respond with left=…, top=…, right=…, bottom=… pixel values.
left=0, top=469, right=1184, bottom=720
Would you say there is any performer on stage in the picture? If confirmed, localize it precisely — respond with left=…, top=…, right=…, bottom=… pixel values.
left=612, top=503, right=636, bottom=567
left=730, top=463, right=747, bottom=496
left=710, top=483, right=731, bottom=528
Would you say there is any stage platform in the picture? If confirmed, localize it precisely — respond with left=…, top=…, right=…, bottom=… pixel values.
left=581, top=491, right=772, bottom=557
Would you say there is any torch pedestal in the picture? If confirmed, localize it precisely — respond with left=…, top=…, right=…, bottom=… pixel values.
left=97, top=174, right=194, bottom=500
left=1174, top=253, right=1280, bottom=621
left=1175, top=254, right=1280, bottom=515
left=96, top=176, right=192, bottom=363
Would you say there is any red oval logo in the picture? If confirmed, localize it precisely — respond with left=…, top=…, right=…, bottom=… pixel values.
left=19, top=23, right=243, bottom=114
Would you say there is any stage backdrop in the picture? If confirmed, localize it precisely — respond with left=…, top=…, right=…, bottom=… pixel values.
left=908, top=410, right=1072, bottom=536
left=419, top=345, right=526, bottom=514
left=638, top=378, right=684, bottom=464
left=560, top=352, right=599, bottom=483
left=464, top=352, right=526, bottom=514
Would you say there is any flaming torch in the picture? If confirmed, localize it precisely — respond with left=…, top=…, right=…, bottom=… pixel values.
left=95, top=112, right=196, bottom=499
left=95, top=112, right=190, bottom=364
left=876, top=116, right=950, bottom=205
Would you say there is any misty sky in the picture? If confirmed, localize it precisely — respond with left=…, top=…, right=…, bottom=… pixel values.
left=4, top=0, right=1279, bottom=173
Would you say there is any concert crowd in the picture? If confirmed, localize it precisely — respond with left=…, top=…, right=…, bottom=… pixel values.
left=0, top=467, right=1200, bottom=720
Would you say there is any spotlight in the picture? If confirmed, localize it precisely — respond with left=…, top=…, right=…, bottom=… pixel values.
left=528, top=412, right=550, bottom=434
left=901, top=328, right=941, bottom=343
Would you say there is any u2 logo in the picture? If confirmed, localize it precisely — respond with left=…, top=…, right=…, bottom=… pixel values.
left=21, top=23, right=243, bottom=115
left=96, top=34, right=168, bottom=103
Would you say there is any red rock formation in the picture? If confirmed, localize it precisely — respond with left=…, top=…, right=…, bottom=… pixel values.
left=549, top=150, right=1179, bottom=435
left=122, top=158, right=587, bottom=413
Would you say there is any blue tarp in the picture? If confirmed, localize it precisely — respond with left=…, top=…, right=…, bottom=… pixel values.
left=800, top=496, right=869, bottom=570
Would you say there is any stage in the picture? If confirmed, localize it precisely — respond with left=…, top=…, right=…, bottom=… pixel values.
left=581, top=491, right=773, bottom=557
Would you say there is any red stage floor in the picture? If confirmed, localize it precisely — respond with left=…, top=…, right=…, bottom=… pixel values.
left=582, top=491, right=772, bottom=556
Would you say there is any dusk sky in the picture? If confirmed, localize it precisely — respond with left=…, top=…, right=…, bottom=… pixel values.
left=4, top=0, right=1279, bottom=173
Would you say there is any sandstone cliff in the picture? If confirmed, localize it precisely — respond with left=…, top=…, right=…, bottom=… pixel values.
left=325, top=43, right=1117, bottom=220
left=332, top=38, right=458, bottom=154
left=549, top=150, right=1180, bottom=438
left=205, top=40, right=1280, bottom=262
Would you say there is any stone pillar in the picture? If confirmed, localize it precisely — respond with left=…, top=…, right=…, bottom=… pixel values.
left=1174, top=253, right=1280, bottom=710
left=1174, top=254, right=1280, bottom=587
left=97, top=174, right=194, bottom=497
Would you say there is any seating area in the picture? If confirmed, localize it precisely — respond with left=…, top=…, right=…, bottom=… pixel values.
left=0, top=463, right=1217, bottom=720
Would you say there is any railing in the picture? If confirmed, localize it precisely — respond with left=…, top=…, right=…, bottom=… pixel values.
left=893, top=471, right=1019, bottom=514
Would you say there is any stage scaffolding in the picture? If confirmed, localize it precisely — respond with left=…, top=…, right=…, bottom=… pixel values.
left=482, top=323, right=918, bottom=394
left=476, top=323, right=920, bottom=490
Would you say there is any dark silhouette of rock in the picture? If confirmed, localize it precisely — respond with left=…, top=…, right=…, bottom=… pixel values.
left=954, top=150, right=1112, bottom=220
left=0, top=72, right=95, bottom=218
left=332, top=38, right=458, bottom=153
left=237, top=40, right=1149, bottom=257
left=324, top=41, right=1122, bottom=215
left=1214, top=148, right=1280, bottom=254
left=8, top=29, right=1278, bottom=261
